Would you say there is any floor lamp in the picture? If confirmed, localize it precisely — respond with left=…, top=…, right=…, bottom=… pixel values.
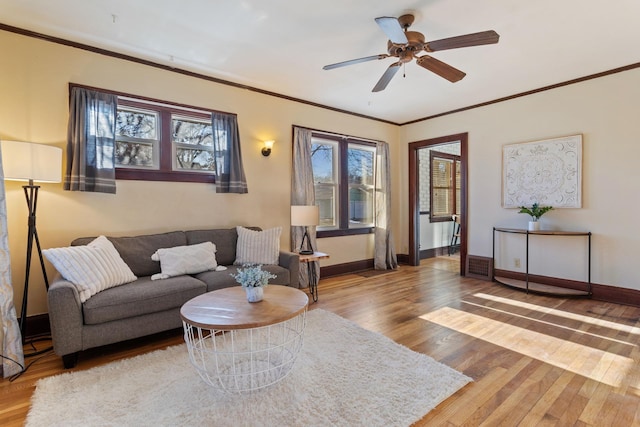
left=291, top=205, right=319, bottom=255
left=1, top=140, right=62, bottom=343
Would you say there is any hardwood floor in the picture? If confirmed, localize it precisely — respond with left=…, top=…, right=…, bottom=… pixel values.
left=2, top=257, right=640, bottom=426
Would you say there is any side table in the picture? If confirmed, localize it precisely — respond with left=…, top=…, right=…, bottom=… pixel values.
left=298, top=251, right=329, bottom=303
left=180, top=285, right=309, bottom=392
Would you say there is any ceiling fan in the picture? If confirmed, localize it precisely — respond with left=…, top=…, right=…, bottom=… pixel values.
left=323, top=14, right=499, bottom=92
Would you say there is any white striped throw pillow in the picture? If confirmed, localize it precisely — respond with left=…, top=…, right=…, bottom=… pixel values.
left=234, top=226, right=282, bottom=265
left=43, top=236, right=137, bottom=302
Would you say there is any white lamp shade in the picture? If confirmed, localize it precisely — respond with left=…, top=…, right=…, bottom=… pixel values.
left=291, top=205, right=319, bottom=226
left=1, top=140, right=62, bottom=183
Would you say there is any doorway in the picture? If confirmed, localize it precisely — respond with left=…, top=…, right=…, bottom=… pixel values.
left=408, top=133, right=468, bottom=274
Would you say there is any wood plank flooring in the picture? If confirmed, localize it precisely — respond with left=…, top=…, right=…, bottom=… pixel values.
left=2, top=256, right=640, bottom=426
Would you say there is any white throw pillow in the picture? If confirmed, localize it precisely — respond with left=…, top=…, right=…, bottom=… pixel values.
left=43, top=236, right=137, bottom=302
left=150, top=242, right=218, bottom=280
left=235, top=226, right=281, bottom=265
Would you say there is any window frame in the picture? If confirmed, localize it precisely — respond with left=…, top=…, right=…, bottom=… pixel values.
left=429, top=150, right=461, bottom=223
left=311, top=132, right=376, bottom=238
left=115, top=98, right=216, bottom=183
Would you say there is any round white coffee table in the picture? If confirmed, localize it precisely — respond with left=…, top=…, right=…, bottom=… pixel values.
left=180, top=285, right=308, bottom=392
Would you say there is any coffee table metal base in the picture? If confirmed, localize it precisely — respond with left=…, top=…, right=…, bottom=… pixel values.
left=183, top=311, right=306, bottom=392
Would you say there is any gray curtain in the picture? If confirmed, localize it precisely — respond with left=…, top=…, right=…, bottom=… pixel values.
left=213, top=112, right=248, bottom=194
left=64, top=87, right=118, bottom=194
left=291, top=126, right=318, bottom=287
left=0, top=145, right=24, bottom=377
left=374, top=141, right=398, bottom=270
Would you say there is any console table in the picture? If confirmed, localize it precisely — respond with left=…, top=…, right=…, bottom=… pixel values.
left=492, top=227, right=592, bottom=296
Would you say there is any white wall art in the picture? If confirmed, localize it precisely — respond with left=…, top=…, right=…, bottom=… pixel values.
left=502, top=134, right=582, bottom=208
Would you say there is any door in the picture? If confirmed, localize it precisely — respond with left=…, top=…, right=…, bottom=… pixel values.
left=408, top=133, right=468, bottom=274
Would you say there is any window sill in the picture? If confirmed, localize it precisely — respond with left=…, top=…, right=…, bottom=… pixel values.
left=116, top=169, right=215, bottom=183
left=317, top=227, right=374, bottom=238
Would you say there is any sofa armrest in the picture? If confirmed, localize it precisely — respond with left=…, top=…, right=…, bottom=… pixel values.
left=278, top=251, right=300, bottom=288
left=47, top=275, right=84, bottom=357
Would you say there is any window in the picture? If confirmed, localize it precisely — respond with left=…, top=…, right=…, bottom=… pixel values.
left=114, top=97, right=217, bottom=183
left=311, top=134, right=376, bottom=237
left=430, top=150, right=461, bottom=222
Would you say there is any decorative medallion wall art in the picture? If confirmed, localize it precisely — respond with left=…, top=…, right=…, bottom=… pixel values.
left=502, top=134, right=582, bottom=208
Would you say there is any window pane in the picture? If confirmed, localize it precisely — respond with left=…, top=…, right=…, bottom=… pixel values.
left=316, top=183, right=337, bottom=227
left=172, top=117, right=213, bottom=147
left=116, top=141, right=155, bottom=167
left=455, top=160, right=461, bottom=215
left=349, top=185, right=374, bottom=227
left=347, top=144, right=374, bottom=227
left=311, top=142, right=336, bottom=183
left=175, top=148, right=215, bottom=172
left=347, top=145, right=374, bottom=186
left=116, top=108, right=157, bottom=139
left=312, top=140, right=338, bottom=229
left=432, top=157, right=452, bottom=217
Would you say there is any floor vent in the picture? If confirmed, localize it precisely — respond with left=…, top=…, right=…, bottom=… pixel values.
left=466, top=255, right=493, bottom=281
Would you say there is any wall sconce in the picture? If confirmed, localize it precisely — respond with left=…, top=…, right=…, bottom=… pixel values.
left=262, top=140, right=275, bottom=157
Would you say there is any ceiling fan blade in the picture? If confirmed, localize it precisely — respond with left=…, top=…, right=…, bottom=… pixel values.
left=425, top=30, right=499, bottom=52
left=374, top=17, right=408, bottom=44
left=416, top=56, right=466, bottom=83
left=372, top=62, right=402, bottom=92
left=323, top=54, right=389, bottom=70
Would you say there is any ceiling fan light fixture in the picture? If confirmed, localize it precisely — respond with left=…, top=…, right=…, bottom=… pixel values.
left=323, top=14, right=499, bottom=91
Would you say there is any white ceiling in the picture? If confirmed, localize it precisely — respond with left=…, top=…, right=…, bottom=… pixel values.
left=2, top=0, right=639, bottom=124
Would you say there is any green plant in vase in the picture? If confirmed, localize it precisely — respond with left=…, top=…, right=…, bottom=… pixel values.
left=518, top=203, right=553, bottom=231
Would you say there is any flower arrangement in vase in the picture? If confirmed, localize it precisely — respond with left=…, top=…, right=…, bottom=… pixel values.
left=518, top=202, right=553, bottom=231
left=231, top=264, right=277, bottom=302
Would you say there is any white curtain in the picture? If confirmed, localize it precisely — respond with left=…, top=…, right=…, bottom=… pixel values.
left=0, top=145, right=24, bottom=377
left=291, top=126, right=318, bottom=287
left=374, top=141, right=398, bottom=270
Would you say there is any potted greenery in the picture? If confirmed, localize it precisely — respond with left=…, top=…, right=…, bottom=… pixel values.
left=231, top=264, right=277, bottom=302
left=518, top=203, right=553, bottom=231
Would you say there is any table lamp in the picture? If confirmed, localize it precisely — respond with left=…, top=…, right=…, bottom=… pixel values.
left=291, top=205, right=319, bottom=255
left=1, top=140, right=62, bottom=342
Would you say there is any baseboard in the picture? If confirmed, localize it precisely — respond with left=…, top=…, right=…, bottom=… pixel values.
left=321, top=259, right=374, bottom=277
left=419, top=246, right=451, bottom=259
left=397, top=253, right=410, bottom=264
left=24, top=313, right=51, bottom=338
left=493, top=269, right=640, bottom=307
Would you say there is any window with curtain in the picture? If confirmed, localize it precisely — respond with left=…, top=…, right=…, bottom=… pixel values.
left=430, top=150, right=461, bottom=222
left=311, top=133, right=376, bottom=237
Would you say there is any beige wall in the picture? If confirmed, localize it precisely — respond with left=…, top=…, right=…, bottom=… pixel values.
left=4, top=27, right=639, bottom=319
left=0, top=30, right=400, bottom=315
left=401, top=67, right=640, bottom=290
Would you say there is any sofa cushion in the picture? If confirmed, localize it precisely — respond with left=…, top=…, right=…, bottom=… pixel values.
left=74, top=231, right=187, bottom=277
left=82, top=275, right=205, bottom=325
left=195, top=264, right=290, bottom=292
left=235, top=226, right=282, bottom=265
left=43, top=236, right=137, bottom=303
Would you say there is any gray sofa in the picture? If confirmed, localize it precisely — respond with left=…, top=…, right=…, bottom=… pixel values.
left=47, top=227, right=300, bottom=368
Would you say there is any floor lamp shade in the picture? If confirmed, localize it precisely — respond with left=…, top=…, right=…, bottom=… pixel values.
left=291, top=205, right=319, bottom=255
left=1, top=140, right=62, bottom=344
left=1, top=140, right=62, bottom=183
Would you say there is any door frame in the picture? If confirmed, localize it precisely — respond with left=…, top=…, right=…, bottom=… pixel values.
left=408, top=132, right=468, bottom=274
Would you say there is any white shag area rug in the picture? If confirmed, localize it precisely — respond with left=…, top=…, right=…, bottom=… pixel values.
left=27, top=309, right=471, bottom=427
